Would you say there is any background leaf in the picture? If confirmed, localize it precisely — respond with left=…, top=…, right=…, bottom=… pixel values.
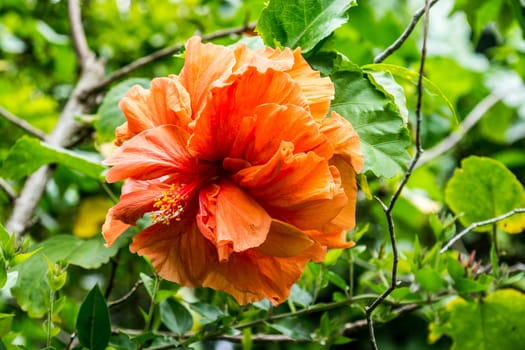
left=257, top=0, right=356, bottom=53
left=1, top=136, right=105, bottom=180
left=445, top=156, right=525, bottom=233
left=437, top=289, right=525, bottom=349
left=76, top=285, right=111, bottom=350
left=159, top=299, right=193, bottom=335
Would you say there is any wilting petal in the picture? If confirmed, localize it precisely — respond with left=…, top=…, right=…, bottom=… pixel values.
left=179, top=36, right=235, bottom=118
left=116, top=77, right=192, bottom=144
left=197, top=181, right=272, bottom=261
left=131, top=220, right=217, bottom=287
left=229, top=103, right=333, bottom=165
left=204, top=244, right=325, bottom=305
left=320, top=112, right=364, bottom=172
left=105, top=125, right=197, bottom=183
left=287, top=49, right=334, bottom=120
left=188, top=68, right=308, bottom=161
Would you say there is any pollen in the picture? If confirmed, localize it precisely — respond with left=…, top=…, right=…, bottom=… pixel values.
left=151, top=184, right=187, bottom=225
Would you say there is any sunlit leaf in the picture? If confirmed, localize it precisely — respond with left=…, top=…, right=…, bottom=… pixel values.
left=436, top=289, right=525, bottom=349
left=76, top=285, right=111, bottom=350
left=257, top=0, right=356, bottom=53
left=363, top=63, right=457, bottom=122
left=1, top=136, right=105, bottom=180
left=445, top=156, right=525, bottom=233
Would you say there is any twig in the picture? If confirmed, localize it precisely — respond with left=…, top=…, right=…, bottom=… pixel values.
left=108, top=279, right=144, bottom=308
left=5, top=0, right=105, bottom=238
left=440, top=208, right=525, bottom=253
left=417, top=93, right=501, bottom=167
left=0, top=105, right=47, bottom=140
left=113, top=303, right=418, bottom=346
left=366, top=0, right=431, bottom=349
left=374, top=0, right=440, bottom=63
left=68, top=0, right=93, bottom=69
left=87, top=21, right=257, bottom=93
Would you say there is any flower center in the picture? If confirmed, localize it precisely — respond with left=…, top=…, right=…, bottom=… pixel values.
left=150, top=184, right=189, bottom=225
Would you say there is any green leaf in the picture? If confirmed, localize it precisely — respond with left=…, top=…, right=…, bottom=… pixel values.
left=189, top=302, right=224, bottom=325
left=140, top=273, right=157, bottom=300
left=11, top=253, right=50, bottom=318
left=76, top=285, right=111, bottom=350
left=365, top=70, right=409, bottom=123
left=331, top=69, right=411, bottom=178
left=30, top=234, right=123, bottom=269
left=1, top=136, right=105, bottom=180
left=257, top=0, right=356, bottom=53
left=0, top=314, right=14, bottom=338
left=509, top=0, right=525, bottom=39
left=289, top=284, right=313, bottom=307
left=445, top=156, right=525, bottom=233
left=363, top=63, right=457, bottom=122
left=415, top=266, right=444, bottom=293
left=159, top=299, right=193, bottom=335
left=95, top=78, right=150, bottom=143
left=439, top=289, right=525, bottom=349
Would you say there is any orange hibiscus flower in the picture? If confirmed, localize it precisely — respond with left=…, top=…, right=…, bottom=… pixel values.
left=102, top=36, right=363, bottom=305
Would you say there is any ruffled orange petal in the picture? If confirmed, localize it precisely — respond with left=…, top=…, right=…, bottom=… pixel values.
left=228, top=103, right=333, bottom=165
left=204, top=243, right=325, bottom=305
left=256, top=220, right=317, bottom=257
left=235, top=142, right=347, bottom=230
left=102, top=207, right=130, bottom=247
left=328, top=155, right=359, bottom=230
left=287, top=49, right=334, bottom=120
left=116, top=76, right=192, bottom=145
left=306, top=228, right=356, bottom=249
left=179, top=36, right=236, bottom=118
left=233, top=43, right=294, bottom=73
left=130, top=220, right=217, bottom=287
left=197, top=181, right=272, bottom=261
left=105, top=125, right=197, bottom=183
left=188, top=67, right=308, bottom=161
left=320, top=112, right=364, bottom=172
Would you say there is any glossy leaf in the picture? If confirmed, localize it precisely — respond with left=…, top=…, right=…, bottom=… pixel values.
left=257, top=0, right=356, bottom=53
left=363, top=63, right=457, bottom=122
left=1, top=136, right=105, bottom=180
left=331, top=69, right=411, bottom=178
left=445, top=156, right=525, bottom=233
left=76, top=285, right=111, bottom=350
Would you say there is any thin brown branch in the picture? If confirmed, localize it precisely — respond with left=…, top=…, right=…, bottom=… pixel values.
left=440, top=208, right=525, bottom=253
left=0, top=105, right=47, bottom=140
left=417, top=93, right=501, bottom=168
left=108, top=279, right=144, bottom=308
left=374, top=0, right=440, bottom=63
left=87, top=22, right=257, bottom=93
left=68, top=0, right=93, bottom=69
left=366, top=0, right=431, bottom=349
